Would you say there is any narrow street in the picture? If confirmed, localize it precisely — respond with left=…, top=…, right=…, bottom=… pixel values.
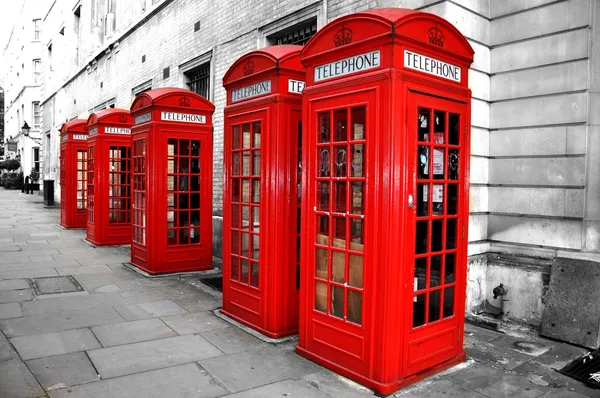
left=0, top=189, right=597, bottom=398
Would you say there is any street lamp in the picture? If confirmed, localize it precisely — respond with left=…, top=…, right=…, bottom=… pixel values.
left=22, top=121, right=42, bottom=145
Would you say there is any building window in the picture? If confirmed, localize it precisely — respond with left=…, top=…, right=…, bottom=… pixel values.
left=32, top=102, right=41, bottom=128
left=90, top=98, right=116, bottom=113
left=105, top=0, right=117, bottom=38
left=184, top=62, right=210, bottom=99
left=74, top=5, right=81, bottom=64
left=33, top=59, right=41, bottom=84
left=259, top=3, right=322, bottom=48
left=47, top=44, right=53, bottom=72
left=33, top=147, right=40, bottom=172
left=33, top=19, right=41, bottom=41
left=132, top=79, right=152, bottom=100
left=267, top=18, right=317, bottom=46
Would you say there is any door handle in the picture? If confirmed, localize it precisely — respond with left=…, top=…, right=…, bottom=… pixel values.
left=408, top=194, right=414, bottom=209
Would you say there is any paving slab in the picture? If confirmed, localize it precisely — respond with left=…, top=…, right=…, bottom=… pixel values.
left=0, top=256, right=31, bottom=264
left=89, top=282, right=121, bottom=293
left=29, top=232, right=60, bottom=237
left=531, top=340, right=589, bottom=369
left=72, top=273, right=136, bottom=285
left=0, top=302, right=23, bottom=319
left=119, top=289, right=200, bottom=304
left=22, top=292, right=127, bottom=315
left=75, top=258, right=127, bottom=268
left=46, top=259, right=82, bottom=268
left=118, top=290, right=172, bottom=304
left=394, top=379, right=487, bottom=397
left=199, top=345, right=318, bottom=393
left=112, top=278, right=181, bottom=292
left=0, top=261, right=60, bottom=271
left=0, top=331, right=19, bottom=362
left=28, top=254, right=57, bottom=263
left=113, top=304, right=154, bottom=321
left=225, top=378, right=330, bottom=397
left=200, top=325, right=269, bottom=355
left=0, top=307, right=125, bottom=338
left=75, top=279, right=121, bottom=294
left=0, top=288, right=34, bottom=303
left=490, top=333, right=556, bottom=358
left=0, top=241, right=27, bottom=250
left=91, top=318, right=178, bottom=347
left=56, top=264, right=114, bottom=275
left=0, top=268, right=59, bottom=279
left=138, top=300, right=188, bottom=317
left=447, top=362, right=550, bottom=398
left=0, top=241, right=28, bottom=248
left=0, top=359, right=45, bottom=398
left=464, top=337, right=533, bottom=370
left=464, top=322, right=504, bottom=343
left=0, top=279, right=30, bottom=291
left=27, top=352, right=99, bottom=391
left=17, top=247, right=53, bottom=254
left=161, top=311, right=229, bottom=335
left=0, top=246, right=20, bottom=252
left=16, top=247, right=59, bottom=254
left=48, top=363, right=228, bottom=398
left=10, top=328, right=101, bottom=360
left=174, top=297, right=222, bottom=312
left=302, top=370, right=375, bottom=398
left=88, top=334, right=224, bottom=379
left=512, top=360, right=599, bottom=398
left=540, top=390, right=592, bottom=398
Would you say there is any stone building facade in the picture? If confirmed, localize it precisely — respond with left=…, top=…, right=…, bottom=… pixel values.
left=33, top=0, right=600, bottom=327
left=2, top=0, right=48, bottom=178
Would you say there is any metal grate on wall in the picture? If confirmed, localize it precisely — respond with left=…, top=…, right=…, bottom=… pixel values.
left=271, top=19, right=317, bottom=46
left=185, top=63, right=210, bottom=100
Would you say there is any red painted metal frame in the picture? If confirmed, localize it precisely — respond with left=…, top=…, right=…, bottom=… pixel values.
left=129, top=88, right=215, bottom=274
left=296, top=8, right=474, bottom=394
left=221, top=45, right=305, bottom=338
left=59, top=120, right=89, bottom=229
left=86, top=109, right=133, bottom=246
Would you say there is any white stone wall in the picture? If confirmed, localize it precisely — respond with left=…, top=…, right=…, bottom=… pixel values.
left=2, top=0, right=47, bottom=177
left=488, top=0, right=593, bottom=252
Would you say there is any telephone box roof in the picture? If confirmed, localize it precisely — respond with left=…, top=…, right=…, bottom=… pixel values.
left=301, top=7, right=474, bottom=63
left=130, top=87, right=215, bottom=113
left=60, top=119, right=87, bottom=135
left=223, top=45, right=304, bottom=87
left=87, top=108, right=133, bottom=126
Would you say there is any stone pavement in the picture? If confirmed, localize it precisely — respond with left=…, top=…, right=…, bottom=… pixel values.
left=0, top=189, right=598, bottom=398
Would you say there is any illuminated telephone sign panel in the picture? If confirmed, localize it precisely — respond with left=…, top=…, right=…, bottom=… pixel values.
left=59, top=119, right=89, bottom=229
left=222, top=46, right=305, bottom=338
left=85, top=109, right=133, bottom=246
left=296, top=8, right=474, bottom=394
left=129, top=88, right=215, bottom=274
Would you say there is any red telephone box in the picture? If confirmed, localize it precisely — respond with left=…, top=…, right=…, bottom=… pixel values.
left=129, top=88, right=214, bottom=274
left=296, top=8, right=474, bottom=394
left=60, top=120, right=88, bottom=229
left=86, top=109, right=133, bottom=246
left=222, top=46, right=305, bottom=337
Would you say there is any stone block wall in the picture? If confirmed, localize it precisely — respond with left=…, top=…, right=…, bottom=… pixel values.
left=488, top=0, right=593, bottom=252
